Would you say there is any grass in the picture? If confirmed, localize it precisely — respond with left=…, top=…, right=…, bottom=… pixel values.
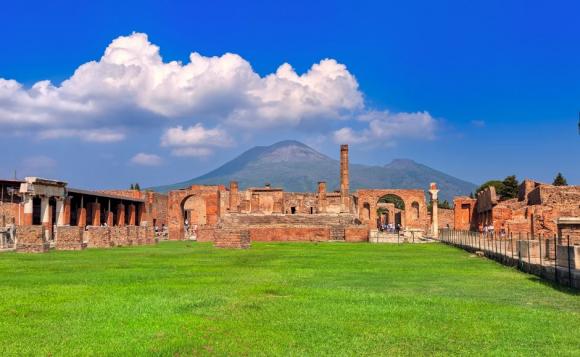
left=0, top=241, right=579, bottom=356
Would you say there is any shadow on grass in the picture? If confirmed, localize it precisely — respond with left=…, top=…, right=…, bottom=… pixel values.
left=526, top=275, right=579, bottom=295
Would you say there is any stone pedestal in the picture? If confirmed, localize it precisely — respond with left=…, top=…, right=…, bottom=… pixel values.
left=556, top=245, right=580, bottom=269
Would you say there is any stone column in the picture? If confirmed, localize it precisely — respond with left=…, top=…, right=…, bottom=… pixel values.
left=429, top=182, right=440, bottom=238
left=116, top=203, right=125, bottom=226
left=317, top=181, right=326, bottom=213
left=23, top=195, right=34, bottom=225
left=91, top=202, right=101, bottom=226
left=55, top=198, right=65, bottom=226
left=340, top=144, right=350, bottom=213
left=40, top=196, right=50, bottom=228
left=62, top=197, right=71, bottom=225
left=229, top=181, right=239, bottom=212
left=128, top=204, right=136, bottom=225
left=77, top=201, right=87, bottom=227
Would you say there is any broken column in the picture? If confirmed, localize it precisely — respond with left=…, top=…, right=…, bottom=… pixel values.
left=340, top=144, right=350, bottom=213
left=317, top=181, right=327, bottom=213
left=23, top=195, right=33, bottom=225
left=429, top=182, right=439, bottom=238
left=229, top=181, right=239, bottom=212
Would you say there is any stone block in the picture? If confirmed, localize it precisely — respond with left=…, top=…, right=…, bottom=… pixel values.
left=556, top=245, right=580, bottom=269
left=517, top=240, right=540, bottom=258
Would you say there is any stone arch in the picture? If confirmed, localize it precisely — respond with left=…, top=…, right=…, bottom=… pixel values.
left=181, top=195, right=207, bottom=226
left=356, top=189, right=429, bottom=231
left=411, top=201, right=420, bottom=219
left=362, top=202, right=371, bottom=221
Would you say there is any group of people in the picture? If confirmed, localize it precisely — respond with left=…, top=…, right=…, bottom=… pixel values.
left=379, top=222, right=402, bottom=233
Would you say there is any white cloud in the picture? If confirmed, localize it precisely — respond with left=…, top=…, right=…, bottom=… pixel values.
left=471, top=120, right=485, bottom=128
left=333, top=110, right=437, bottom=144
left=0, top=33, right=362, bottom=136
left=160, top=124, right=232, bottom=157
left=130, top=153, right=162, bottom=166
left=0, top=32, right=438, bottom=154
left=39, top=128, right=125, bottom=142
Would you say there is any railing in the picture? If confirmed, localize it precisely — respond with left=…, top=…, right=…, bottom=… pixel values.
left=437, top=229, right=578, bottom=289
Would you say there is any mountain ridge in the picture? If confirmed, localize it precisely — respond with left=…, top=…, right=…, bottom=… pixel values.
left=152, top=141, right=477, bottom=202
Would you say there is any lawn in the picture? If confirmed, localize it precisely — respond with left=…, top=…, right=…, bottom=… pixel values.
left=0, top=242, right=578, bottom=356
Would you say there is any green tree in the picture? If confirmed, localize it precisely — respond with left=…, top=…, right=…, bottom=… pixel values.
left=476, top=180, right=504, bottom=194
left=553, top=172, right=568, bottom=186
left=134, top=183, right=141, bottom=191
left=130, top=183, right=134, bottom=190
left=469, top=192, right=474, bottom=199
left=498, top=175, right=519, bottom=200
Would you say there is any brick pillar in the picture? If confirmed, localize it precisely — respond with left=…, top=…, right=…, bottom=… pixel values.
left=317, top=181, right=326, bottom=213
left=62, top=197, right=71, bottom=225
left=91, top=202, right=101, bottom=226
left=116, top=203, right=125, bottom=226
left=23, top=195, right=34, bottom=225
left=128, top=204, right=136, bottom=225
left=229, top=181, right=239, bottom=212
left=340, top=144, right=349, bottom=213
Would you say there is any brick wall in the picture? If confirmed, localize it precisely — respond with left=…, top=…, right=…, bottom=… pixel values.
left=85, top=226, right=112, bottom=248
left=249, top=226, right=330, bottom=242
left=55, top=226, right=86, bottom=250
left=0, top=203, right=21, bottom=226
left=438, top=208, right=454, bottom=229
left=214, top=229, right=250, bottom=249
left=344, top=226, right=368, bottom=242
left=15, top=225, right=48, bottom=253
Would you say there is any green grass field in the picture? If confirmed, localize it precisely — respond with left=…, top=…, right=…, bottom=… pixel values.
left=0, top=242, right=578, bottom=356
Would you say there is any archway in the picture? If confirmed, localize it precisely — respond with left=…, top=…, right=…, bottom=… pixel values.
left=411, top=201, right=420, bottom=220
left=377, top=194, right=405, bottom=227
left=181, top=195, right=207, bottom=240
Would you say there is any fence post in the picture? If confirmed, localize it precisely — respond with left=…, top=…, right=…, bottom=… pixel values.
left=554, top=233, right=558, bottom=284
left=539, top=234, right=543, bottom=268
left=567, top=235, right=572, bottom=288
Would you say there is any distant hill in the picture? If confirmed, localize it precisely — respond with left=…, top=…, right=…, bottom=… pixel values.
left=152, top=140, right=476, bottom=203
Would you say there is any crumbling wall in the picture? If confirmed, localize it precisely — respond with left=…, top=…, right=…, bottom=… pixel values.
left=214, top=229, right=250, bottom=249
left=16, top=226, right=48, bottom=253
left=438, top=208, right=454, bottom=229
left=85, top=226, right=112, bottom=248
left=249, top=226, right=330, bottom=242
left=345, top=226, right=368, bottom=242
left=55, top=226, right=86, bottom=250
left=0, top=203, right=21, bottom=226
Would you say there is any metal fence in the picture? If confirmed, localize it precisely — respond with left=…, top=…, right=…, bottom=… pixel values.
left=437, top=229, right=578, bottom=289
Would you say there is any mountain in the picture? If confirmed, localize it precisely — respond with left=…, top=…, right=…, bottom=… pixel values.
left=152, top=140, right=476, bottom=203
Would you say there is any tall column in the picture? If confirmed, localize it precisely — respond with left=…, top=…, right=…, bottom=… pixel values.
left=317, top=181, right=326, bottom=213
left=77, top=196, right=87, bottom=227
left=429, top=182, right=440, bottom=238
left=62, top=197, right=71, bottom=225
left=105, top=200, right=113, bottom=226
left=116, top=203, right=125, bottom=226
left=128, top=204, right=136, bottom=225
left=40, top=196, right=50, bottom=228
left=23, top=195, right=34, bottom=225
left=55, top=198, right=65, bottom=226
left=91, top=202, right=101, bottom=226
left=340, top=144, right=350, bottom=213
left=229, top=181, right=239, bottom=212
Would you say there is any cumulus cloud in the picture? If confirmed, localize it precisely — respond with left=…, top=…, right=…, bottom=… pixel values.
left=0, top=33, right=362, bottom=135
left=160, top=124, right=232, bottom=156
left=130, top=153, right=162, bottom=166
left=333, top=110, right=437, bottom=144
left=0, top=32, right=438, bottom=153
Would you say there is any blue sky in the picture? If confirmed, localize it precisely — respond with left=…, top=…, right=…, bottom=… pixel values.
left=1, top=0, right=578, bottom=189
